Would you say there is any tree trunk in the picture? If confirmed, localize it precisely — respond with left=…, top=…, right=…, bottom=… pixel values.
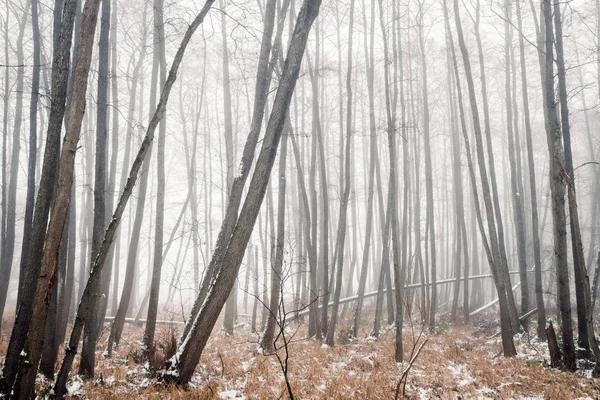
left=0, top=1, right=27, bottom=327
left=540, top=0, right=576, bottom=371
left=261, top=124, right=288, bottom=351
left=553, top=0, right=599, bottom=361
left=143, top=0, right=168, bottom=361
left=180, top=0, right=279, bottom=342
left=516, top=0, right=546, bottom=340
left=351, top=0, right=376, bottom=339
left=157, top=0, right=321, bottom=385
left=79, top=0, right=111, bottom=377
left=450, top=0, right=516, bottom=356
left=0, top=0, right=77, bottom=391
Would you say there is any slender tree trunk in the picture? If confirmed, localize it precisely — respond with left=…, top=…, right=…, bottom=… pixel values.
left=261, top=125, right=288, bottom=350
left=143, top=0, right=168, bottom=361
left=418, top=4, right=436, bottom=332
left=351, top=0, right=376, bottom=339
left=516, top=0, right=546, bottom=340
left=503, top=0, right=529, bottom=330
left=79, top=0, right=111, bottom=377
left=326, top=0, right=354, bottom=347
left=540, top=0, right=576, bottom=370
left=450, top=0, right=517, bottom=356
left=0, top=2, right=27, bottom=327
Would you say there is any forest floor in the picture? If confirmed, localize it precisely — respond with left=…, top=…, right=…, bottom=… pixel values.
left=3, top=311, right=600, bottom=399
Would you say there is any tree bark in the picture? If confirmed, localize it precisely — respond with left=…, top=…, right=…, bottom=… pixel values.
left=0, top=0, right=77, bottom=391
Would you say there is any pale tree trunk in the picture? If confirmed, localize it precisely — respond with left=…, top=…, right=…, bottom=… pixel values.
left=290, top=133, right=318, bottom=338
left=418, top=3, right=436, bottom=332
left=0, top=0, right=77, bottom=391
left=106, top=0, right=120, bottom=316
left=261, top=125, right=288, bottom=351
left=50, top=3, right=216, bottom=396
left=450, top=0, right=517, bottom=356
left=516, top=0, right=546, bottom=340
left=157, top=0, right=321, bottom=385
left=503, top=1, right=529, bottom=329
left=0, top=1, right=27, bottom=326
left=143, top=0, right=168, bottom=361
left=221, top=0, right=237, bottom=335
left=105, top=4, right=149, bottom=355
left=326, top=0, right=354, bottom=347
left=473, top=0, right=520, bottom=331
left=351, top=0, right=376, bottom=339
left=306, top=46, right=330, bottom=338
left=378, top=0, right=402, bottom=360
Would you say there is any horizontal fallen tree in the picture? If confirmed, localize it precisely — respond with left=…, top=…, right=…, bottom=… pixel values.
left=290, top=269, right=533, bottom=321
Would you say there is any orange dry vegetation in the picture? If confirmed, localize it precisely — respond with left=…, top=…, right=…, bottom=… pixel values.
left=1, top=313, right=597, bottom=399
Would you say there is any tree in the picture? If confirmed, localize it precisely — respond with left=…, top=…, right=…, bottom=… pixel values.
left=0, top=0, right=78, bottom=391
left=326, top=0, right=354, bottom=347
left=8, top=0, right=102, bottom=394
left=157, top=0, right=322, bottom=384
left=143, top=0, right=168, bottom=362
left=451, top=0, right=516, bottom=356
left=79, top=0, right=111, bottom=377
left=540, top=0, right=576, bottom=371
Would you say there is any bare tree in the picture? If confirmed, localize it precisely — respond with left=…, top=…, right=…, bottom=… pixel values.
left=157, top=0, right=322, bottom=384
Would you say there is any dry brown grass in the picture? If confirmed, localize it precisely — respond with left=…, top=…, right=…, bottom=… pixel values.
left=3, top=314, right=599, bottom=399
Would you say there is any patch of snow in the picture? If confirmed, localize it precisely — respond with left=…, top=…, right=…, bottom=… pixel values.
left=103, top=376, right=115, bottom=387
left=218, top=389, right=246, bottom=399
left=316, top=382, right=326, bottom=392
left=67, top=376, right=85, bottom=396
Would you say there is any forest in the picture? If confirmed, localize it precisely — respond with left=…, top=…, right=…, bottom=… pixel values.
left=0, top=0, right=599, bottom=397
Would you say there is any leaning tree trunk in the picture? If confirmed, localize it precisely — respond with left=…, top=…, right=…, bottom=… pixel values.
left=157, top=0, right=322, bottom=385
left=179, top=0, right=279, bottom=342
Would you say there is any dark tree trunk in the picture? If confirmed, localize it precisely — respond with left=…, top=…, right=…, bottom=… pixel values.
left=540, top=0, right=576, bottom=371
left=0, top=0, right=77, bottom=391
left=79, top=0, right=111, bottom=377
